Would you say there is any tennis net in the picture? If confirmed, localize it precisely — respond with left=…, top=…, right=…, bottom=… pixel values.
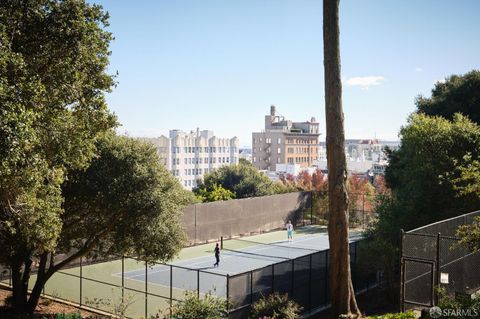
left=221, top=237, right=319, bottom=261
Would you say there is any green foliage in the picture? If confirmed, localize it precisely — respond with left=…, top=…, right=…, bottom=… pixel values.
left=416, top=70, right=480, bottom=125
left=384, top=113, right=480, bottom=232
left=366, top=311, right=416, bottom=319
left=194, top=162, right=276, bottom=200
left=61, top=134, right=194, bottom=263
left=53, top=313, right=83, bottom=319
left=455, top=216, right=480, bottom=252
left=170, top=291, right=227, bottom=319
left=435, top=287, right=480, bottom=319
left=195, top=183, right=236, bottom=202
left=0, top=0, right=117, bottom=312
left=249, top=293, right=302, bottom=319
left=358, top=228, right=399, bottom=301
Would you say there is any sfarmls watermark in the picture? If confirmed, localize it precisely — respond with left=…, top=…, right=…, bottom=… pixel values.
left=429, top=306, right=479, bottom=318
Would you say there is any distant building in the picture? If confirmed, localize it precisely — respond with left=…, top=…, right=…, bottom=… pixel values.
left=239, top=148, right=252, bottom=162
left=315, top=139, right=397, bottom=176
left=252, top=105, right=320, bottom=170
left=142, top=129, right=239, bottom=190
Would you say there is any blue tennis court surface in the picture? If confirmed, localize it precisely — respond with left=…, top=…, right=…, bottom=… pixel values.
left=116, top=228, right=363, bottom=297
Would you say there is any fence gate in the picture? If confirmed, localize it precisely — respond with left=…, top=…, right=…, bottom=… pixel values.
left=401, top=257, right=436, bottom=311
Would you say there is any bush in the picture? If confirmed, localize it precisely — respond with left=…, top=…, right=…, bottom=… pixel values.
left=170, top=291, right=227, bottom=319
left=366, top=311, right=416, bottom=319
left=431, top=288, right=480, bottom=319
left=52, top=313, right=83, bottom=319
left=249, top=293, right=302, bottom=319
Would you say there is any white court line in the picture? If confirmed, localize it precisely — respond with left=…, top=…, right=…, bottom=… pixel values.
left=122, top=234, right=326, bottom=278
left=118, top=231, right=362, bottom=279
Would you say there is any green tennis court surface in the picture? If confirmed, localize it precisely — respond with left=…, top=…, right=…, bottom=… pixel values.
left=2, top=225, right=363, bottom=317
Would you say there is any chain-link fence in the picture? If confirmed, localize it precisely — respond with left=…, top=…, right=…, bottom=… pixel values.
left=0, top=256, right=228, bottom=318
left=0, top=191, right=379, bottom=318
left=0, top=240, right=379, bottom=319
left=182, top=192, right=312, bottom=245
left=310, top=191, right=378, bottom=229
left=401, top=210, right=480, bottom=311
left=227, top=240, right=379, bottom=319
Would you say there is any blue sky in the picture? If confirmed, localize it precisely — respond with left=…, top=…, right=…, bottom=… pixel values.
left=92, top=0, right=480, bottom=147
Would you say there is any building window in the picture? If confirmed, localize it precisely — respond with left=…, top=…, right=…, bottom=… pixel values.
left=184, top=158, right=188, bottom=164
left=253, top=157, right=256, bottom=163
left=277, top=148, right=281, bottom=154
left=277, top=158, right=281, bottom=163
left=277, top=138, right=281, bottom=144
left=266, top=138, right=271, bottom=143
left=226, top=157, right=229, bottom=163
left=184, top=180, right=188, bottom=186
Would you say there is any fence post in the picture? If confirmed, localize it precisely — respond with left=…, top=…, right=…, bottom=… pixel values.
left=324, top=252, right=329, bottom=306
left=250, top=270, right=253, bottom=305
left=170, top=265, right=173, bottom=318
left=310, top=191, right=313, bottom=225
left=197, top=269, right=200, bottom=298
left=80, top=257, right=83, bottom=307
left=194, top=205, right=197, bottom=244
left=272, top=264, right=275, bottom=292
left=291, top=259, right=295, bottom=297
left=122, top=256, right=125, bottom=305
left=145, top=262, right=148, bottom=319
left=400, top=229, right=405, bottom=312
left=226, top=274, right=230, bottom=314
left=435, top=232, right=441, bottom=306
left=308, top=254, right=312, bottom=312
left=362, top=194, right=365, bottom=228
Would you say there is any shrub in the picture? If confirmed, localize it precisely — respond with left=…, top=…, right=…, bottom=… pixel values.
left=170, top=291, right=227, bottom=319
left=249, top=293, right=302, bottom=319
left=366, top=311, right=416, bottom=319
left=53, top=313, right=83, bottom=319
left=432, top=287, right=480, bottom=319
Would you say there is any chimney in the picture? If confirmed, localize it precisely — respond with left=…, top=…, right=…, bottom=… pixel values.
left=270, top=105, right=276, bottom=116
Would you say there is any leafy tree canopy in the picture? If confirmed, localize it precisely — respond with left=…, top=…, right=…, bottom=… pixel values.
left=456, top=216, right=480, bottom=253
left=194, top=162, right=276, bottom=200
left=0, top=1, right=192, bottom=314
left=384, top=113, right=480, bottom=235
left=195, top=183, right=235, bottom=202
left=416, top=70, right=480, bottom=124
left=61, top=134, right=193, bottom=263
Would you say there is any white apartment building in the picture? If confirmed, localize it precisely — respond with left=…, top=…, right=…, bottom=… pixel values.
left=142, top=129, right=239, bottom=190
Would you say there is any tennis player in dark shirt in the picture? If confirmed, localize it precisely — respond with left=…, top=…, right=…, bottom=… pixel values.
left=214, top=243, right=220, bottom=267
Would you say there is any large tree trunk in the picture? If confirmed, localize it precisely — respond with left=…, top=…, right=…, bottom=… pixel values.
left=323, top=0, right=361, bottom=317
left=11, top=257, right=32, bottom=314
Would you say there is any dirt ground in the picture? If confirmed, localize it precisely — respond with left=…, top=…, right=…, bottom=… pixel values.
left=0, top=287, right=110, bottom=318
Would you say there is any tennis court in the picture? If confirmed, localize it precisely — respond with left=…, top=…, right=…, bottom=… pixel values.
left=113, top=226, right=363, bottom=299
left=0, top=225, right=370, bottom=318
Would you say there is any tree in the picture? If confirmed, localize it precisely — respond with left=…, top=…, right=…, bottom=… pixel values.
left=416, top=70, right=480, bottom=125
left=194, top=162, right=276, bottom=200
left=0, top=0, right=116, bottom=314
left=385, top=114, right=480, bottom=232
left=9, top=134, right=193, bottom=315
left=323, top=0, right=360, bottom=316
left=195, top=183, right=236, bottom=202
left=456, top=217, right=480, bottom=253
